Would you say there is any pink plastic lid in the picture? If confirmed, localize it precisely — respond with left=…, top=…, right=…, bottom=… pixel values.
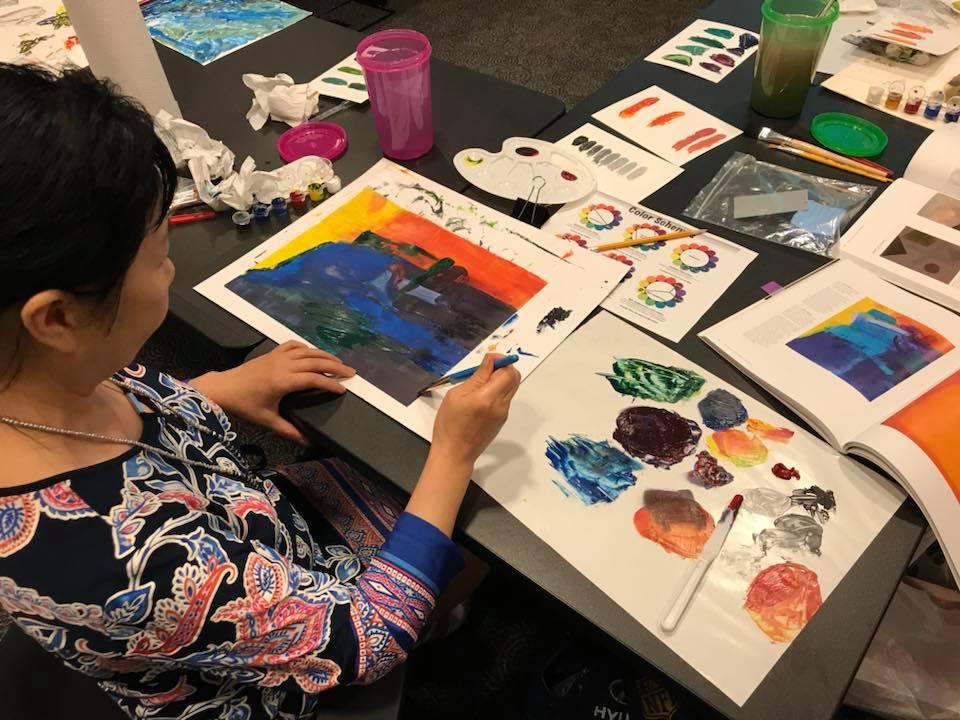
left=356, top=29, right=431, bottom=72
left=277, top=122, right=348, bottom=163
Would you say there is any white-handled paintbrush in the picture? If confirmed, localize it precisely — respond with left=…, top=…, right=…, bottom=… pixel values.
left=660, top=493, right=743, bottom=633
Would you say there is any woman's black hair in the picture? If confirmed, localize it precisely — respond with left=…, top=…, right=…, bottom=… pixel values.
left=0, top=63, right=177, bottom=312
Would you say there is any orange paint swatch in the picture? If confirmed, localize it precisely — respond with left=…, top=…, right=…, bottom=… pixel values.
left=708, top=429, right=768, bottom=467
left=619, top=96, right=659, bottom=118
left=744, top=562, right=822, bottom=643
left=746, top=418, right=795, bottom=443
left=633, top=490, right=715, bottom=559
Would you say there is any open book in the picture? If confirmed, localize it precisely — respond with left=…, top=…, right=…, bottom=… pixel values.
left=837, top=127, right=960, bottom=314
left=700, top=260, right=960, bottom=582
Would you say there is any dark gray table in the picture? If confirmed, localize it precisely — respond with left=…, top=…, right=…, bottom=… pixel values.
left=271, top=3, right=929, bottom=720
left=160, top=16, right=565, bottom=348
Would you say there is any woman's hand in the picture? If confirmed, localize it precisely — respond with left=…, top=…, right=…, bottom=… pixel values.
left=191, top=341, right=355, bottom=444
left=430, top=353, right=522, bottom=469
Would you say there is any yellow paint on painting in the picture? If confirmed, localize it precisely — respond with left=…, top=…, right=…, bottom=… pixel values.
left=254, top=187, right=402, bottom=270
left=795, top=297, right=883, bottom=338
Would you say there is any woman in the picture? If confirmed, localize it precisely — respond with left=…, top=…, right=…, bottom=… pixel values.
left=0, top=64, right=520, bottom=719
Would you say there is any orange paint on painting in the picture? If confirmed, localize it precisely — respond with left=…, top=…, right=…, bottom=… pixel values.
left=254, top=187, right=545, bottom=308
left=884, top=370, right=960, bottom=503
left=744, top=562, right=822, bottom=643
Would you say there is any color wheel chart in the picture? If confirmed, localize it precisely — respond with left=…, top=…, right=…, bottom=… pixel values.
left=624, top=223, right=667, bottom=250
left=637, top=275, right=686, bottom=309
left=580, top=203, right=623, bottom=231
left=672, top=243, right=719, bottom=272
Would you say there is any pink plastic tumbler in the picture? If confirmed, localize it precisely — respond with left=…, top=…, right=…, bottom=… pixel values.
left=356, top=29, right=433, bottom=160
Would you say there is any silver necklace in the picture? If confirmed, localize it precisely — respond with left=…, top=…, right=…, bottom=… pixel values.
left=0, top=377, right=261, bottom=489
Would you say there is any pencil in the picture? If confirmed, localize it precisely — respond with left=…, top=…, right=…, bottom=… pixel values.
left=595, top=228, right=703, bottom=253
left=769, top=144, right=892, bottom=183
left=416, top=354, right=520, bottom=395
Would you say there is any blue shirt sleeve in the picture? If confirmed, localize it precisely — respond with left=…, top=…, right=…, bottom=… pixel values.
left=376, top=512, right=465, bottom=596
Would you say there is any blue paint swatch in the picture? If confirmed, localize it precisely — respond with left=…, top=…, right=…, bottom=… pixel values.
left=697, top=388, right=748, bottom=430
left=546, top=435, right=642, bottom=505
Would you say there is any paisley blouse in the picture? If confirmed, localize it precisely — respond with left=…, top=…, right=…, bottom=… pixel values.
left=0, top=366, right=463, bottom=719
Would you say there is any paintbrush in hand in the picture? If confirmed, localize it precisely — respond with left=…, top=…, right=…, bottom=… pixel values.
left=416, top=354, right=520, bottom=396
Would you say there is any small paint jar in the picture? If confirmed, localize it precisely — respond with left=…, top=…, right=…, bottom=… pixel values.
left=324, top=175, right=342, bottom=194
left=232, top=210, right=252, bottom=231
left=903, top=85, right=925, bottom=115
left=924, top=90, right=945, bottom=119
left=885, top=80, right=905, bottom=110
left=307, top=182, right=326, bottom=202
left=945, top=96, right=960, bottom=123
left=252, top=203, right=271, bottom=223
left=289, top=190, right=308, bottom=212
left=866, top=85, right=885, bottom=105
left=270, top=197, right=288, bottom=215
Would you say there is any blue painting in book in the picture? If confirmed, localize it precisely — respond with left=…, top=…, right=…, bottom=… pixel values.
left=142, top=0, right=310, bottom=65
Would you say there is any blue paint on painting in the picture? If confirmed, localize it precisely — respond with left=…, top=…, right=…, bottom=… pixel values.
left=697, top=388, right=748, bottom=430
left=545, top=435, right=642, bottom=505
left=142, top=0, right=310, bottom=65
left=516, top=347, right=538, bottom=357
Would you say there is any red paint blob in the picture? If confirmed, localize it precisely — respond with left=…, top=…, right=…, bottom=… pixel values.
left=515, top=146, right=539, bottom=156
left=560, top=170, right=578, bottom=181
left=771, top=463, right=800, bottom=480
left=744, top=562, right=822, bottom=642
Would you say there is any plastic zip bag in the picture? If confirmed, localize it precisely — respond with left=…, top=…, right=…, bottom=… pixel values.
left=683, top=152, right=877, bottom=256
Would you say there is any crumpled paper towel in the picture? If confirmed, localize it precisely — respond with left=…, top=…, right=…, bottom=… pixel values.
left=243, top=72, right=329, bottom=130
left=155, top=110, right=334, bottom=211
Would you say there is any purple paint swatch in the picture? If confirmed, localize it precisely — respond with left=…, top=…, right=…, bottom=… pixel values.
left=613, top=406, right=701, bottom=468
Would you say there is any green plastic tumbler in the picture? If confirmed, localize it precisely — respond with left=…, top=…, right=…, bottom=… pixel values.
left=751, top=0, right=839, bottom=118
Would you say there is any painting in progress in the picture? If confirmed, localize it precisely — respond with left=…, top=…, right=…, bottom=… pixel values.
left=592, top=85, right=742, bottom=165
left=473, top=311, right=904, bottom=705
left=0, top=1, right=87, bottom=67
left=196, top=160, right=627, bottom=440
left=645, top=19, right=759, bottom=83
left=786, top=298, right=954, bottom=401
left=226, top=187, right=546, bottom=405
left=141, top=0, right=310, bottom=65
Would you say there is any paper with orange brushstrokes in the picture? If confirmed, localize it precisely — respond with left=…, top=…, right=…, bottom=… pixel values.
left=473, top=311, right=904, bottom=706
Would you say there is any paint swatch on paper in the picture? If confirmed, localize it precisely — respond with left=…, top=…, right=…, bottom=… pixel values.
left=742, top=487, right=792, bottom=517
left=316, top=53, right=369, bottom=103
left=790, top=486, right=836, bottom=523
left=688, top=450, right=734, bottom=488
left=634, top=489, right=715, bottom=558
left=226, top=187, right=546, bottom=405
left=646, top=19, right=759, bottom=82
left=707, top=429, right=768, bottom=467
left=601, top=358, right=705, bottom=402
left=614, top=407, right=702, bottom=468
left=744, top=562, right=823, bottom=642
left=537, top=307, right=572, bottom=333
left=746, top=418, right=794, bottom=443
left=698, top=388, right=748, bottom=430
left=756, top=514, right=824, bottom=556
left=884, top=369, right=960, bottom=503
left=141, top=0, right=310, bottom=65
left=546, top=435, right=642, bottom=505
left=786, top=298, right=954, bottom=401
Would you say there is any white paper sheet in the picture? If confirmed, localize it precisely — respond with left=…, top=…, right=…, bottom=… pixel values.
left=554, top=124, right=683, bottom=205
left=543, top=192, right=757, bottom=342
left=0, top=0, right=87, bottom=67
left=592, top=86, right=742, bottom=165
left=816, top=10, right=879, bottom=75
left=474, top=311, right=905, bottom=706
left=195, top=160, right=626, bottom=440
left=904, top=124, right=960, bottom=198
left=315, top=53, right=369, bottom=104
left=644, top=19, right=759, bottom=83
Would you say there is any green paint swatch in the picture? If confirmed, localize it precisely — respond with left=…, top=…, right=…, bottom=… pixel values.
left=677, top=44, right=707, bottom=55
left=322, top=77, right=347, bottom=86
left=337, top=66, right=363, bottom=75
left=348, top=82, right=366, bottom=91
left=704, top=27, right=735, bottom=39
left=601, top=358, right=705, bottom=403
left=663, top=53, right=692, bottom=66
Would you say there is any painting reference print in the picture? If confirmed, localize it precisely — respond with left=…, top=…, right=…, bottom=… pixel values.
left=543, top=192, right=756, bottom=342
left=196, top=159, right=626, bottom=440
left=141, top=0, right=310, bottom=65
left=316, top=52, right=368, bottom=103
left=645, top=19, right=759, bottom=83
left=472, top=311, right=903, bottom=706
left=554, top=123, right=683, bottom=204
left=881, top=228, right=960, bottom=285
left=592, top=86, right=742, bottom=165
left=0, top=0, right=87, bottom=67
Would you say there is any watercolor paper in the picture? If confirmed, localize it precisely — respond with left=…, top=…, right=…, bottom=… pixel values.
left=645, top=19, right=759, bottom=83
left=0, top=0, right=87, bottom=67
left=543, top=192, right=756, bottom=342
left=592, top=86, right=741, bottom=165
left=196, top=160, right=625, bottom=439
left=554, top=123, right=682, bottom=204
left=852, top=14, right=960, bottom=55
left=141, top=0, right=310, bottom=66
left=315, top=52, right=368, bottom=104
left=473, top=311, right=905, bottom=705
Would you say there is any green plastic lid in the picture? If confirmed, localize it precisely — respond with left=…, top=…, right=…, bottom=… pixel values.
left=810, top=112, right=888, bottom=157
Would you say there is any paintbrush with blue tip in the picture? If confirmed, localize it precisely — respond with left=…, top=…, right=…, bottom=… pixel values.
left=417, top=354, right=520, bottom=396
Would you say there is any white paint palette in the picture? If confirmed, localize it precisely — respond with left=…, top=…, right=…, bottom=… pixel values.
left=454, top=137, right=596, bottom=204
left=855, top=14, right=960, bottom=55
